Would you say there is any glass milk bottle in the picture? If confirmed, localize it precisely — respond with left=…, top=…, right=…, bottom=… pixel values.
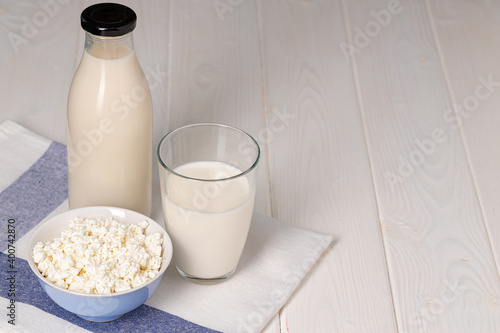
left=67, top=3, right=152, bottom=216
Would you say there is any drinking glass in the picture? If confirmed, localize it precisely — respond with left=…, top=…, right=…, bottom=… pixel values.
left=157, top=123, right=260, bottom=283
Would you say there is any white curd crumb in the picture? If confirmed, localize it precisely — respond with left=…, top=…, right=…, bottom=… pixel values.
left=33, top=217, right=163, bottom=294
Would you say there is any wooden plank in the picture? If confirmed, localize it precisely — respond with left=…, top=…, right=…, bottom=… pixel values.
left=166, top=0, right=272, bottom=217
left=259, top=0, right=398, bottom=331
left=342, top=0, right=500, bottom=331
left=0, top=0, right=169, bottom=146
left=0, top=0, right=81, bottom=143
left=428, top=0, right=500, bottom=278
left=166, top=0, right=277, bottom=332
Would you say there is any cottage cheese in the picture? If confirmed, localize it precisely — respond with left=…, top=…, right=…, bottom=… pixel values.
left=33, top=217, right=163, bottom=294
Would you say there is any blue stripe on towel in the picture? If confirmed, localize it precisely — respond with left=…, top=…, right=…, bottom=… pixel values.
left=0, top=253, right=219, bottom=332
left=0, top=141, right=218, bottom=332
left=0, top=142, right=68, bottom=252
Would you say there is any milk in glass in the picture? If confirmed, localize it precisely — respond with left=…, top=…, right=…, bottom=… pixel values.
left=163, top=161, right=256, bottom=279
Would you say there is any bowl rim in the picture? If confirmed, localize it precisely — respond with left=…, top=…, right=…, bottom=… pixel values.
left=27, top=206, right=173, bottom=298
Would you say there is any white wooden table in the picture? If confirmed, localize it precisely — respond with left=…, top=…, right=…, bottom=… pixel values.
left=2, top=0, right=500, bottom=332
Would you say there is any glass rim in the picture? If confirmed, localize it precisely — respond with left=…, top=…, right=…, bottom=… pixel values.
left=157, top=123, right=260, bottom=182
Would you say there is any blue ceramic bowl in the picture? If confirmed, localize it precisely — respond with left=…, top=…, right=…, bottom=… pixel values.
left=27, top=206, right=173, bottom=322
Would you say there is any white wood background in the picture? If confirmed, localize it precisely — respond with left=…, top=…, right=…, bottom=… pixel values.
left=2, top=0, right=500, bottom=332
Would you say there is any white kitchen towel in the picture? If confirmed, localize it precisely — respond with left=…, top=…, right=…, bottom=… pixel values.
left=0, top=120, right=333, bottom=333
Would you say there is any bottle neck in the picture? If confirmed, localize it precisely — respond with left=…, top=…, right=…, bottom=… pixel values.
left=84, top=32, right=134, bottom=60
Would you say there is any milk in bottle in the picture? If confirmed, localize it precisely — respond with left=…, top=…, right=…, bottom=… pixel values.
left=67, top=3, right=152, bottom=216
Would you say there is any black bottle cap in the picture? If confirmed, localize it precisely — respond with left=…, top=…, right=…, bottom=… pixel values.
left=81, top=3, right=137, bottom=37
